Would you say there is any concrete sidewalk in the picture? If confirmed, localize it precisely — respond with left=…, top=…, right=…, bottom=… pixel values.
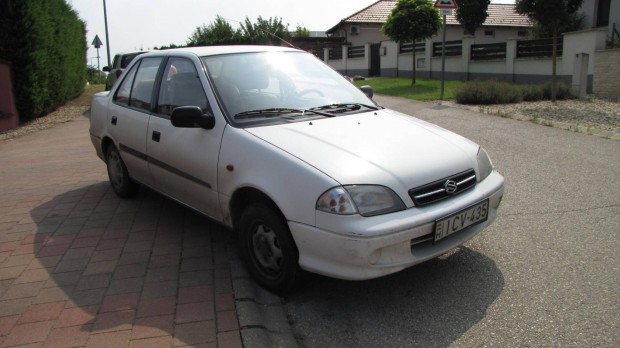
left=0, top=117, right=292, bottom=347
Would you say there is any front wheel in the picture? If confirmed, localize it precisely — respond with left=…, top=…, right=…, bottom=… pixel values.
left=238, top=204, right=302, bottom=294
left=106, top=146, right=139, bottom=197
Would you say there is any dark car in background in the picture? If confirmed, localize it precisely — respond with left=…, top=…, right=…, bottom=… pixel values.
left=103, top=51, right=146, bottom=91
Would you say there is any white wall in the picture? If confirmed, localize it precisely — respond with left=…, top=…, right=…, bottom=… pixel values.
left=326, top=28, right=608, bottom=83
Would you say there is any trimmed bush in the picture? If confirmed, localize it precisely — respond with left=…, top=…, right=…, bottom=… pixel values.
left=454, top=81, right=522, bottom=105
left=0, top=0, right=87, bottom=122
left=455, top=80, right=576, bottom=104
left=519, top=84, right=544, bottom=101
left=541, top=81, right=575, bottom=100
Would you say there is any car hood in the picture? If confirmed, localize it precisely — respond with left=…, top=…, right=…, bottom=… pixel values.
left=245, top=109, right=480, bottom=199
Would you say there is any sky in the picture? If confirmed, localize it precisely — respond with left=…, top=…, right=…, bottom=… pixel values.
left=69, top=0, right=514, bottom=68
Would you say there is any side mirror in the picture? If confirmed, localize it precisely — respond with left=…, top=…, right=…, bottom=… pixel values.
left=102, top=66, right=110, bottom=72
left=171, top=106, right=215, bottom=129
left=360, top=85, right=373, bottom=99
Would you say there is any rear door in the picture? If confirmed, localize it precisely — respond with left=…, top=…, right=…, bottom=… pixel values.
left=146, top=55, right=225, bottom=220
left=107, top=56, right=163, bottom=187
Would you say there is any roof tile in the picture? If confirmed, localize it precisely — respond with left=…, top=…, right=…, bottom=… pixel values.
left=338, top=0, right=531, bottom=27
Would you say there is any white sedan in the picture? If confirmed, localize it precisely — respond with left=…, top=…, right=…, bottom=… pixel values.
left=89, top=46, right=504, bottom=294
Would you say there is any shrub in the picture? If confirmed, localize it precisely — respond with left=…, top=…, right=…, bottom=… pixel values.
left=0, top=0, right=87, bottom=122
left=455, top=80, right=576, bottom=104
left=87, top=66, right=106, bottom=85
left=541, top=81, right=575, bottom=100
left=454, top=81, right=522, bottom=104
left=520, top=84, right=544, bottom=101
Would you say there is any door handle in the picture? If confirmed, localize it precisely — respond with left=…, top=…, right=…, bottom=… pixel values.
left=152, top=131, right=161, bottom=142
left=111, top=116, right=117, bottom=125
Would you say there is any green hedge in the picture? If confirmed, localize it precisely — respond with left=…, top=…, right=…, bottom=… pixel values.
left=454, top=80, right=575, bottom=104
left=0, top=0, right=86, bottom=122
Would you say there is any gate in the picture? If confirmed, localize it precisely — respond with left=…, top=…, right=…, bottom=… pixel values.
left=370, top=44, right=381, bottom=77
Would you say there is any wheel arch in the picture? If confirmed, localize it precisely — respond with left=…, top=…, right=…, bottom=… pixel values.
left=229, top=187, right=286, bottom=231
left=101, top=136, right=115, bottom=159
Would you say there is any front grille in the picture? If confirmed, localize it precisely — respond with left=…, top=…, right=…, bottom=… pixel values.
left=409, top=169, right=476, bottom=206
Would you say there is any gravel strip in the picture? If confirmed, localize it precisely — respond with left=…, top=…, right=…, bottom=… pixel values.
left=445, top=98, right=620, bottom=139
left=0, top=106, right=90, bottom=142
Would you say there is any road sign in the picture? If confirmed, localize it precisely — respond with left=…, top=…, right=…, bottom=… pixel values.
left=434, top=0, right=458, bottom=9
left=440, top=9, right=453, bottom=15
left=92, top=35, right=103, bottom=48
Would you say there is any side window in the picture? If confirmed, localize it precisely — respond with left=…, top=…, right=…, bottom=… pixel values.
left=113, top=63, right=138, bottom=106
left=157, top=57, right=208, bottom=116
left=128, top=57, right=162, bottom=111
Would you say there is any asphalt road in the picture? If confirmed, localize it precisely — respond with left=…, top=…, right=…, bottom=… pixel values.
left=283, top=95, right=620, bottom=347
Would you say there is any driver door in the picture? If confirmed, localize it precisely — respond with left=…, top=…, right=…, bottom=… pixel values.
left=146, top=56, right=225, bottom=221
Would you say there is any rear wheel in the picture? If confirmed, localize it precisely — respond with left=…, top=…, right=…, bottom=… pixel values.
left=238, top=204, right=302, bottom=294
left=106, top=146, right=139, bottom=197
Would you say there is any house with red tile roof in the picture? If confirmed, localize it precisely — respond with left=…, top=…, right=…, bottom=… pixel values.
left=326, top=1, right=532, bottom=47
left=321, top=0, right=617, bottom=97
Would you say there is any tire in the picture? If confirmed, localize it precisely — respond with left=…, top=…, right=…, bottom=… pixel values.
left=106, top=145, right=140, bottom=197
left=238, top=204, right=302, bottom=294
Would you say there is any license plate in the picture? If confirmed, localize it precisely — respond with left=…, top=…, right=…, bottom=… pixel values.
left=434, top=200, right=489, bottom=242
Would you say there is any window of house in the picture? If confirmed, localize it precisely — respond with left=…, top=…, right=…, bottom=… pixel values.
left=464, top=29, right=475, bottom=36
left=484, top=30, right=495, bottom=38
left=517, top=30, right=527, bottom=37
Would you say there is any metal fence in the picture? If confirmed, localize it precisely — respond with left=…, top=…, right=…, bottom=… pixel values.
left=399, top=42, right=425, bottom=54
left=432, top=40, right=462, bottom=57
left=471, top=42, right=507, bottom=60
left=348, top=45, right=365, bottom=58
left=517, top=38, right=563, bottom=58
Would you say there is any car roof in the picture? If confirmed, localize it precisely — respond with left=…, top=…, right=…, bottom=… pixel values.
left=142, top=45, right=301, bottom=58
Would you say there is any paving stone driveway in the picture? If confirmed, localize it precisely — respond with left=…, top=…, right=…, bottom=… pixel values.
left=0, top=117, right=243, bottom=347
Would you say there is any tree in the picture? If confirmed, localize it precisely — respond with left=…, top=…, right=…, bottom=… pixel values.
left=516, top=0, right=584, bottom=101
left=382, top=0, right=440, bottom=85
left=187, top=15, right=242, bottom=46
left=531, top=12, right=584, bottom=39
left=240, top=16, right=290, bottom=45
left=455, top=0, right=490, bottom=35
left=293, top=25, right=311, bottom=38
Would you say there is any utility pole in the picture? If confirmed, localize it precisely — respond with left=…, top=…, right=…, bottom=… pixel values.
left=433, top=0, right=458, bottom=101
left=103, top=0, right=112, bottom=68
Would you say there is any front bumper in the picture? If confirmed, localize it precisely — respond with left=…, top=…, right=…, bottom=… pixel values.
left=289, top=171, right=504, bottom=280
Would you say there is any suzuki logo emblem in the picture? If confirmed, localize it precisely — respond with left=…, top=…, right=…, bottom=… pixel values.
left=444, top=180, right=458, bottom=194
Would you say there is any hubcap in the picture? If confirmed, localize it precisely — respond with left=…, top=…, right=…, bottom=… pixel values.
left=251, top=223, right=283, bottom=277
left=108, top=152, right=124, bottom=190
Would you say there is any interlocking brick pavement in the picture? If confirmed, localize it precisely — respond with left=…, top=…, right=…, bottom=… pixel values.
left=0, top=116, right=243, bottom=347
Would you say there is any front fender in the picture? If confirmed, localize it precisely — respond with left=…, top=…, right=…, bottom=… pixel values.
left=217, top=126, right=338, bottom=227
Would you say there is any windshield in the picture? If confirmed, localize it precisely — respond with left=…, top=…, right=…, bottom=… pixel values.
left=201, top=51, right=377, bottom=126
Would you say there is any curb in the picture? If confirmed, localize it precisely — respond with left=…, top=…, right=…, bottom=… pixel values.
left=230, top=259, right=298, bottom=348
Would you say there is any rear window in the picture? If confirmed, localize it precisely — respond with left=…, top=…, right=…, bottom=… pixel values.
left=120, top=53, right=143, bottom=69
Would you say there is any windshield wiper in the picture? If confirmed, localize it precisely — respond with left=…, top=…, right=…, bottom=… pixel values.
left=309, top=103, right=380, bottom=114
left=235, top=108, right=305, bottom=119
left=235, top=108, right=334, bottom=119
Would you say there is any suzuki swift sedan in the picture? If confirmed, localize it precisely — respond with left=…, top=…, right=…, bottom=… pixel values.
left=89, top=46, right=504, bottom=294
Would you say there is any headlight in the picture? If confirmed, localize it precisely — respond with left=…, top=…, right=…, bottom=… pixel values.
left=477, top=147, right=493, bottom=181
left=317, top=185, right=405, bottom=217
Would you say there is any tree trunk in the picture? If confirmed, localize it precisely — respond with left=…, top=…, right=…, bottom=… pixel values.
left=412, top=42, right=417, bottom=86
left=551, top=25, right=558, bottom=102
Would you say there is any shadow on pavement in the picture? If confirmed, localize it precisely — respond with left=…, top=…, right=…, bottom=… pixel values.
left=29, top=182, right=240, bottom=346
left=284, top=246, right=504, bottom=348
